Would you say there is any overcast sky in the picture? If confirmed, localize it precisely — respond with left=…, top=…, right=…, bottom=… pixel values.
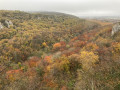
left=0, top=0, right=120, bottom=17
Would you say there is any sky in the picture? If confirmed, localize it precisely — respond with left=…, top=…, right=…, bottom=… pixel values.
left=0, top=0, right=120, bottom=17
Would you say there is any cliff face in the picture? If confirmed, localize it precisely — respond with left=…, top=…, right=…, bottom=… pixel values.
left=111, top=23, right=120, bottom=36
left=0, top=22, right=3, bottom=29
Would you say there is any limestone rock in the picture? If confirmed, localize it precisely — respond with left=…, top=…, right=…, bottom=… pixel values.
left=111, top=23, right=120, bottom=36
left=5, top=20, right=13, bottom=28
left=0, top=22, right=3, bottom=29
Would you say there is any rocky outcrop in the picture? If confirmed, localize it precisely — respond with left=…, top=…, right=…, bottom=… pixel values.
left=0, top=19, right=13, bottom=29
left=111, top=23, right=120, bottom=36
left=5, top=20, right=13, bottom=28
left=0, top=22, right=3, bottom=29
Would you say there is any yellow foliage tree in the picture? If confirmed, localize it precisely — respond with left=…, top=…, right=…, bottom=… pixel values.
left=112, top=42, right=120, bottom=61
left=80, top=51, right=99, bottom=70
left=52, top=56, right=70, bottom=74
left=83, top=43, right=99, bottom=52
left=42, top=42, right=47, bottom=48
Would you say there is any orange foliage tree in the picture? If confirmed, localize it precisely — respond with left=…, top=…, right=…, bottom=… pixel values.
left=53, top=43, right=61, bottom=50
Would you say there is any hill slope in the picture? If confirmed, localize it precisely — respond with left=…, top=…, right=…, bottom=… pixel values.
left=0, top=10, right=119, bottom=90
left=0, top=10, right=100, bottom=62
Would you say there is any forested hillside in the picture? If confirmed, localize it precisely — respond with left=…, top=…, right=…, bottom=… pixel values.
left=0, top=10, right=120, bottom=90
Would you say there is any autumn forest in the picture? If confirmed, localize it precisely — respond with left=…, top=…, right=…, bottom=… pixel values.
left=0, top=10, right=120, bottom=90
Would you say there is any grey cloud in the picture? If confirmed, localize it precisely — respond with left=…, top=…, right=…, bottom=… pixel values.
left=0, top=0, right=120, bottom=16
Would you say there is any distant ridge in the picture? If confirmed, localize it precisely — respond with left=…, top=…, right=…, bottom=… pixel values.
left=28, top=11, right=79, bottom=18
